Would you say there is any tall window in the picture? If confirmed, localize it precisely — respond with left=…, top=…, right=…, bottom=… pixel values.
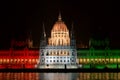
left=46, top=52, right=48, bottom=56
left=58, top=39, right=60, bottom=45
left=57, top=51, right=59, bottom=55
left=67, top=52, right=69, bottom=55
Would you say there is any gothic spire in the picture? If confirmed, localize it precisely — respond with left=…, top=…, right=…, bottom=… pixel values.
left=40, top=22, right=47, bottom=47
left=42, top=22, right=46, bottom=38
left=70, top=22, right=76, bottom=47
left=58, top=11, right=62, bottom=21
left=71, top=22, right=74, bottom=38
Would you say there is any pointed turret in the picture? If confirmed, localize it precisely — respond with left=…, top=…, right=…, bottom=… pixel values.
left=42, top=23, right=46, bottom=38
left=71, top=22, right=75, bottom=39
left=40, top=22, right=47, bottom=48
left=27, top=31, right=33, bottom=48
left=70, top=22, right=76, bottom=48
left=71, top=22, right=74, bottom=37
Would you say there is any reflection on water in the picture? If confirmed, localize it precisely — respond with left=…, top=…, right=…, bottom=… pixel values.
left=0, top=72, right=39, bottom=80
left=0, top=72, right=120, bottom=80
left=39, top=73, right=78, bottom=80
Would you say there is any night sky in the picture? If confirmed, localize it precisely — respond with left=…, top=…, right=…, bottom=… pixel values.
left=0, top=0, right=120, bottom=49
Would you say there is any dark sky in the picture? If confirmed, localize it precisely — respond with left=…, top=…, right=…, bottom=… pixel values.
left=0, top=0, right=120, bottom=48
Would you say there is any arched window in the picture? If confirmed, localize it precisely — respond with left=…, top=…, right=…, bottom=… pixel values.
left=57, top=51, right=59, bottom=55
left=67, top=60, right=69, bottom=62
left=41, top=53, right=44, bottom=56
left=67, top=52, right=69, bottom=55
left=60, top=39, right=62, bottom=45
left=61, top=39, right=63, bottom=45
left=54, top=51, right=56, bottom=55
left=61, top=34, right=63, bottom=37
left=58, top=39, right=60, bottom=45
left=72, top=52, right=74, bottom=56
left=49, top=40, right=52, bottom=45
left=64, top=35, right=66, bottom=37
left=50, top=51, right=52, bottom=55
left=61, top=51, right=62, bottom=55
left=65, top=51, right=67, bottom=55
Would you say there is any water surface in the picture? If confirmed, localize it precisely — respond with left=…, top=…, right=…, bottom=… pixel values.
left=0, top=72, right=119, bottom=80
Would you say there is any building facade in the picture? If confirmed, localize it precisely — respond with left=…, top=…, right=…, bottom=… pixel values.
left=38, top=13, right=77, bottom=68
left=0, top=48, right=39, bottom=69
left=1, top=12, right=120, bottom=69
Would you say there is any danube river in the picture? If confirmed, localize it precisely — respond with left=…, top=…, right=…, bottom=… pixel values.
left=0, top=72, right=120, bottom=80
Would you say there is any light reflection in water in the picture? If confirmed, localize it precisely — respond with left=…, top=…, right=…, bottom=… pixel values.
left=0, top=72, right=120, bottom=80
left=39, top=73, right=78, bottom=80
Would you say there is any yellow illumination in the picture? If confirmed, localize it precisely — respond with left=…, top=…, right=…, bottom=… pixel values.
left=106, top=58, right=109, bottom=63
left=79, top=59, right=82, bottom=63
left=95, top=59, right=97, bottom=61
left=83, top=58, right=86, bottom=63
left=110, top=58, right=113, bottom=63
left=98, top=59, right=101, bottom=62
left=106, top=58, right=109, bottom=61
left=87, top=59, right=89, bottom=63
left=91, top=59, right=94, bottom=61
left=114, top=58, right=117, bottom=63
left=118, top=59, right=120, bottom=63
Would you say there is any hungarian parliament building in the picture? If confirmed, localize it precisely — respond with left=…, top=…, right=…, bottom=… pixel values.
left=0, top=13, right=120, bottom=69
left=38, top=13, right=77, bottom=68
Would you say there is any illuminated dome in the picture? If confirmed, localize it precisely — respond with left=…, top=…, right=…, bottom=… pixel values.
left=52, top=13, right=68, bottom=32
left=48, top=13, right=70, bottom=46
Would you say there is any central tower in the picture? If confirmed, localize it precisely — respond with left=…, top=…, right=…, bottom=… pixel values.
left=48, top=13, right=70, bottom=46
left=38, top=12, right=77, bottom=69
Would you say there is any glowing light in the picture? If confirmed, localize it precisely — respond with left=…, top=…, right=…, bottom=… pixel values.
left=86, top=59, right=89, bottom=63
left=25, top=59, right=27, bottom=62
left=29, top=59, right=31, bottom=62
left=11, top=59, right=13, bottom=62
left=3, top=59, right=6, bottom=62
left=32, top=59, right=35, bottom=63
left=118, top=59, right=120, bottom=63
left=114, top=58, right=117, bottom=62
left=110, top=58, right=113, bottom=63
left=48, top=18, right=70, bottom=46
left=7, top=59, right=9, bottom=63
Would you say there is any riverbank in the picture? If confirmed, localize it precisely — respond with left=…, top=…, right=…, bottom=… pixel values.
left=0, top=68, right=120, bottom=72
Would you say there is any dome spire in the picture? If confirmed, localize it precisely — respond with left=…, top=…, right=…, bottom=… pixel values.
left=58, top=11, right=62, bottom=21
